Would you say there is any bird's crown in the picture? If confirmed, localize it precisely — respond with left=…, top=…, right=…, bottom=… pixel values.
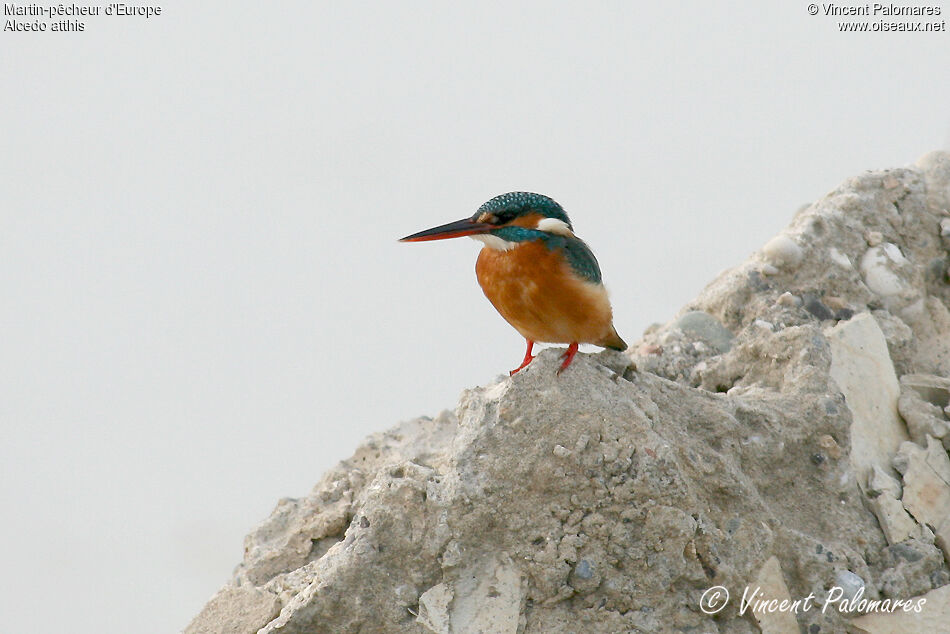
left=473, top=192, right=573, bottom=231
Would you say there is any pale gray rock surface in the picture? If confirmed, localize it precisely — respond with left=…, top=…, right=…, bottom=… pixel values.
left=187, top=154, right=950, bottom=633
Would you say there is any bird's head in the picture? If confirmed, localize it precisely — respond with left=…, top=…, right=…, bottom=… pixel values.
left=400, top=192, right=575, bottom=250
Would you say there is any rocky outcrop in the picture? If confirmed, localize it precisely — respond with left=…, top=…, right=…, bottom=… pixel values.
left=187, top=153, right=950, bottom=633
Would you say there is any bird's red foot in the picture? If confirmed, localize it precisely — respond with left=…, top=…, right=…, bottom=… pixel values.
left=556, top=342, right=579, bottom=376
left=509, top=339, right=535, bottom=376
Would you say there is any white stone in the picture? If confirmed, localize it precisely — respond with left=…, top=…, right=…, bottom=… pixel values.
left=761, top=235, right=804, bottom=269
left=835, top=570, right=865, bottom=602
left=860, top=247, right=907, bottom=297
left=417, top=583, right=453, bottom=634
left=776, top=292, right=802, bottom=308
left=882, top=242, right=907, bottom=265
left=448, top=555, right=523, bottom=634
left=829, top=247, right=853, bottom=268
left=825, top=313, right=908, bottom=487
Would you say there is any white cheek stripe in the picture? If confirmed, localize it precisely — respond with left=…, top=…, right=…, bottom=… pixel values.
left=471, top=234, right=518, bottom=251
left=536, top=217, right=574, bottom=236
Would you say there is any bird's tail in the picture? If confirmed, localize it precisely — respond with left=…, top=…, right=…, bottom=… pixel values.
left=601, top=326, right=627, bottom=351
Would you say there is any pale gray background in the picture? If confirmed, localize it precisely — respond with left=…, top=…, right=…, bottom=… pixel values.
left=2, top=2, right=948, bottom=631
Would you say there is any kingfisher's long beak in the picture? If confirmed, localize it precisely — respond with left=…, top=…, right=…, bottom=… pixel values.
left=400, top=218, right=493, bottom=242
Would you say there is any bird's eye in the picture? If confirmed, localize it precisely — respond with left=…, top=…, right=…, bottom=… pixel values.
left=475, top=207, right=522, bottom=225
left=491, top=209, right=517, bottom=224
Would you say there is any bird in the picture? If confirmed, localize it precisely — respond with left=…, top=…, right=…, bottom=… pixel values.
left=400, top=192, right=626, bottom=375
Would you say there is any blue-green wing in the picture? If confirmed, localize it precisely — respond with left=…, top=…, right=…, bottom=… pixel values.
left=558, top=237, right=603, bottom=284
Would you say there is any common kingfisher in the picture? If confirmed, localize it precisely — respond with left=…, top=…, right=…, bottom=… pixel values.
left=400, top=192, right=627, bottom=375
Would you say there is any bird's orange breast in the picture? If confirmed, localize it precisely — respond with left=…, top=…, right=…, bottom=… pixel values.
left=475, top=241, right=617, bottom=346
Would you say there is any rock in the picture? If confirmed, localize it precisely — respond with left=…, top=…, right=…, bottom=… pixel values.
left=851, top=583, right=950, bottom=633
left=867, top=465, right=902, bottom=499
left=417, top=555, right=523, bottom=634
left=900, top=374, right=950, bottom=411
left=877, top=538, right=947, bottom=600
left=866, top=465, right=920, bottom=545
left=825, top=313, right=908, bottom=486
left=872, top=311, right=917, bottom=377
left=898, top=382, right=950, bottom=444
left=188, top=154, right=950, bottom=632
left=898, top=297, right=950, bottom=377
left=895, top=437, right=950, bottom=564
left=192, top=348, right=887, bottom=633
left=184, top=585, right=281, bottom=634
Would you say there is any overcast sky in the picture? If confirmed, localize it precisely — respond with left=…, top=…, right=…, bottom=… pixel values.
left=2, top=2, right=949, bottom=632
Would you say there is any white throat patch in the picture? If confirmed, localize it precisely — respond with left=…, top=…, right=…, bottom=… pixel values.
left=536, top=217, right=574, bottom=237
left=471, top=234, right=518, bottom=251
